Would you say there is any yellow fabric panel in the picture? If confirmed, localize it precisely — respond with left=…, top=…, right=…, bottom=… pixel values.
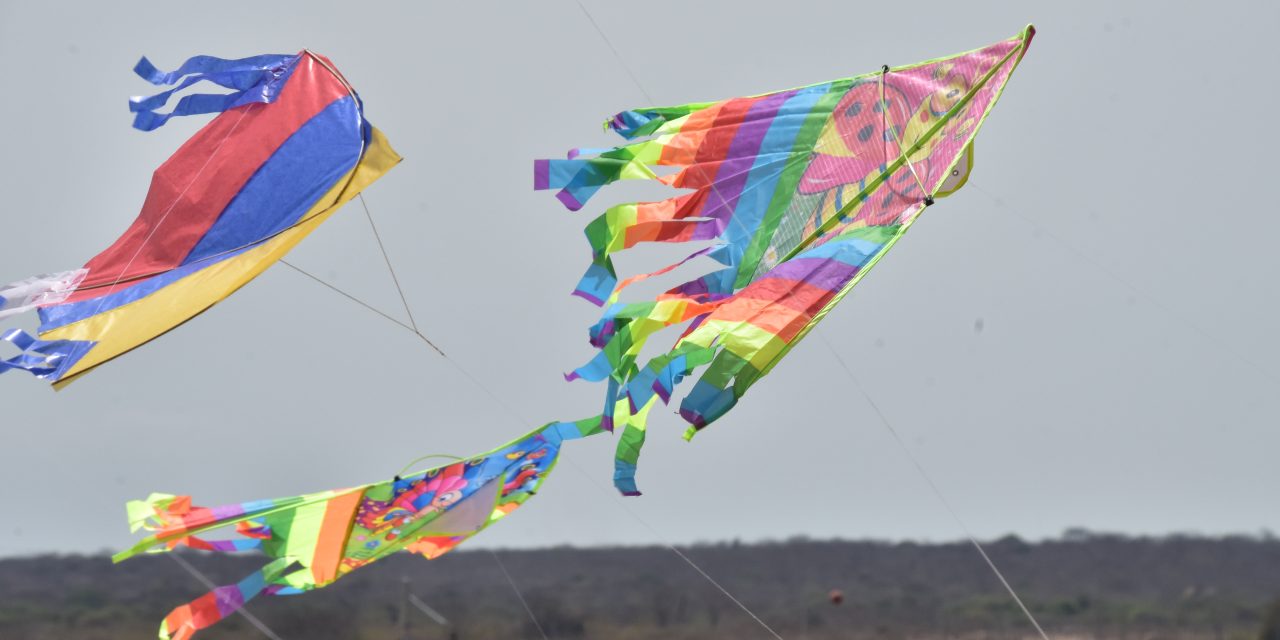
left=43, top=127, right=401, bottom=387
left=682, top=318, right=788, bottom=370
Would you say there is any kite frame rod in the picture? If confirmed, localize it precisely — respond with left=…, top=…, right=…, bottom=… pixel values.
left=776, top=37, right=1025, bottom=266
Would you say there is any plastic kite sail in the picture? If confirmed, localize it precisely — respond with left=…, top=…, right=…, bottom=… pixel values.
left=535, top=26, right=1035, bottom=494
left=115, top=418, right=603, bottom=640
left=109, top=26, right=1035, bottom=638
left=0, top=51, right=399, bottom=386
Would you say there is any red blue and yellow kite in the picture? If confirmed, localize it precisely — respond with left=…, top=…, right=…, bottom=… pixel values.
left=0, top=51, right=399, bottom=386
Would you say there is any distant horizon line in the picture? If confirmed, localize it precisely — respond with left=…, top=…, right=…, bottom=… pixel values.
left=5, top=527, right=1277, bottom=560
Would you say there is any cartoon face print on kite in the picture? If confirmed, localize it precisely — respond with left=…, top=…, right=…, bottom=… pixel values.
left=798, top=80, right=912, bottom=196
left=356, top=467, right=471, bottom=539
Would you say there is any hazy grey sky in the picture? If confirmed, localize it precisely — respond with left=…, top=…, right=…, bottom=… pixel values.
left=0, top=1, right=1276, bottom=557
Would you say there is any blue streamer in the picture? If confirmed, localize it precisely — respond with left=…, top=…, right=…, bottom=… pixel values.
left=128, top=53, right=299, bottom=131
left=0, top=328, right=93, bottom=379
left=133, top=54, right=293, bottom=86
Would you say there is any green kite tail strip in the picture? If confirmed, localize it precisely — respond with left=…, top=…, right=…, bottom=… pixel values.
left=117, top=418, right=603, bottom=640
left=536, top=26, right=1035, bottom=494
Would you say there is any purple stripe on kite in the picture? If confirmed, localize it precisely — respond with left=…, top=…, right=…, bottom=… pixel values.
left=696, top=91, right=795, bottom=224
left=213, top=585, right=247, bottom=616
left=240, top=499, right=277, bottom=512
left=722, top=85, right=833, bottom=284
left=679, top=411, right=711, bottom=429
left=210, top=504, right=248, bottom=520
left=676, top=218, right=728, bottom=241
left=533, top=159, right=550, bottom=190
left=571, top=288, right=605, bottom=306
left=652, top=378, right=673, bottom=404
left=556, top=189, right=584, bottom=211
left=756, top=257, right=862, bottom=293
left=590, top=318, right=617, bottom=348
left=670, top=275, right=713, bottom=298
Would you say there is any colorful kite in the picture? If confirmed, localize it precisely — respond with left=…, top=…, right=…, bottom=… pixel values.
left=115, top=418, right=602, bottom=640
left=110, top=27, right=1035, bottom=638
left=535, top=26, right=1035, bottom=494
left=0, top=51, right=399, bottom=386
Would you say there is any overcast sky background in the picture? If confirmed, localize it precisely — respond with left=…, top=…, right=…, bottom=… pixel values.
left=0, top=1, right=1276, bottom=557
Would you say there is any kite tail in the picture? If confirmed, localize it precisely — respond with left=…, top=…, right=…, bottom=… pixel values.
left=610, top=344, right=716, bottom=495
left=0, top=269, right=88, bottom=321
left=603, top=103, right=713, bottom=139
left=0, top=271, right=94, bottom=378
left=129, top=53, right=299, bottom=131
left=535, top=93, right=794, bottom=305
left=0, top=328, right=93, bottom=379
left=158, top=557, right=297, bottom=640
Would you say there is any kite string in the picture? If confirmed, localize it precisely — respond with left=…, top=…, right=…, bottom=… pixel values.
left=814, top=330, right=1051, bottom=640
left=278, top=258, right=530, bottom=426
left=279, top=260, right=415, bottom=333
left=167, top=553, right=285, bottom=640
left=573, top=0, right=653, bottom=104
left=489, top=549, right=551, bottom=640
left=345, top=192, right=447, bottom=357
left=561, top=458, right=787, bottom=640
left=359, top=193, right=422, bottom=335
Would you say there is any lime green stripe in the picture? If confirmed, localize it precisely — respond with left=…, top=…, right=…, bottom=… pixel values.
left=734, top=80, right=852, bottom=289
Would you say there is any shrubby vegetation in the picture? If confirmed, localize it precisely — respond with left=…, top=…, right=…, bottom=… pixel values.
left=1, top=531, right=1277, bottom=639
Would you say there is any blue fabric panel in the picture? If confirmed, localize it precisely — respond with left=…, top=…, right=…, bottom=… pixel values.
left=183, top=96, right=361, bottom=264
left=40, top=95, right=361, bottom=331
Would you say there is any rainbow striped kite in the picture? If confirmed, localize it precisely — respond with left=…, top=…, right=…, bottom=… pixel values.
left=0, top=51, right=399, bottom=387
left=116, top=419, right=602, bottom=640
left=536, top=26, right=1035, bottom=494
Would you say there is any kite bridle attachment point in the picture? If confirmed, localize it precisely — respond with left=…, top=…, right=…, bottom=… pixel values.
left=395, top=453, right=465, bottom=480
left=881, top=62, right=934, bottom=210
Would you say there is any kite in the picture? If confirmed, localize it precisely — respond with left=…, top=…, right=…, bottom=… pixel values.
left=0, top=51, right=400, bottom=386
left=110, top=27, right=1036, bottom=637
left=115, top=418, right=603, bottom=640
left=535, top=26, right=1035, bottom=494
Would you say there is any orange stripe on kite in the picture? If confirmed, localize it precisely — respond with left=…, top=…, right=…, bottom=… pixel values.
left=309, top=490, right=364, bottom=586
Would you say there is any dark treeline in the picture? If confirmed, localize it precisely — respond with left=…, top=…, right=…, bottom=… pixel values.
left=2, top=531, right=1279, bottom=639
